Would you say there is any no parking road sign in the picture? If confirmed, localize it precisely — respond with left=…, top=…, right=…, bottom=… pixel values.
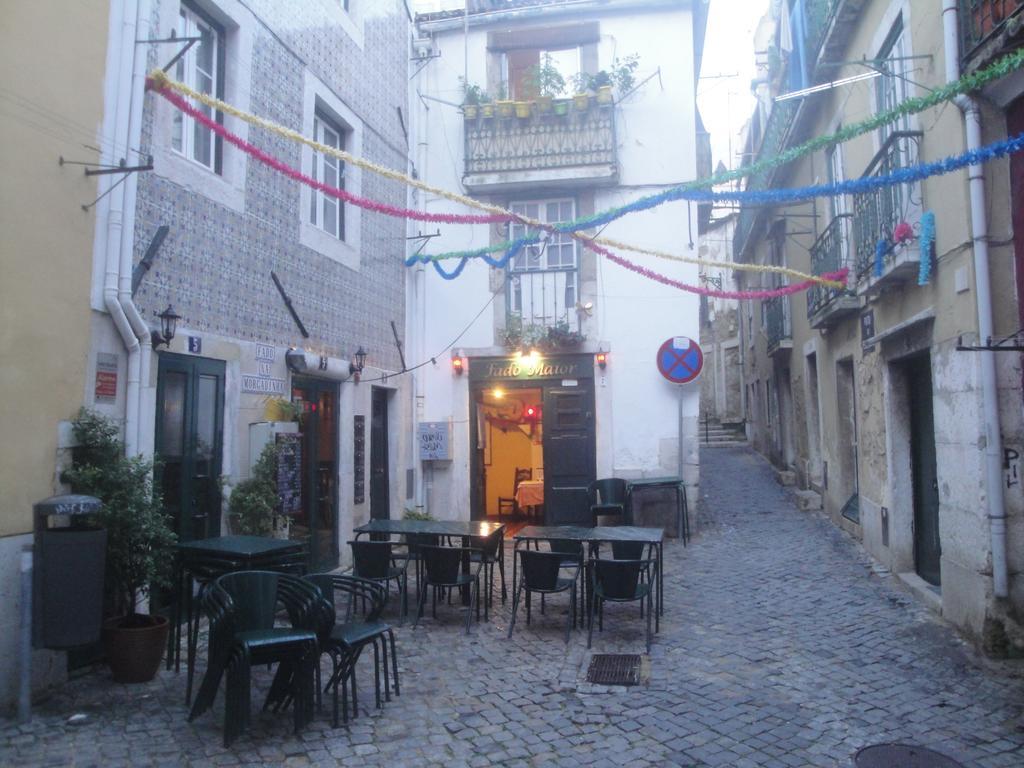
left=656, top=336, right=703, bottom=384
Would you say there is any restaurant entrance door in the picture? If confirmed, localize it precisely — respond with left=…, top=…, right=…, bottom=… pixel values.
left=291, top=377, right=339, bottom=571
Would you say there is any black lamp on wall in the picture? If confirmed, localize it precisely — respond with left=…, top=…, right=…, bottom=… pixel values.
left=151, top=305, right=181, bottom=349
left=349, top=346, right=367, bottom=378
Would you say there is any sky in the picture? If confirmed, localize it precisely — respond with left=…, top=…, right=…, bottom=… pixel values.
left=697, top=0, right=770, bottom=173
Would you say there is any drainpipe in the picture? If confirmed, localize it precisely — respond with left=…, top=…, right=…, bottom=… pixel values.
left=942, top=0, right=1008, bottom=598
left=119, top=0, right=154, bottom=458
left=100, top=0, right=142, bottom=456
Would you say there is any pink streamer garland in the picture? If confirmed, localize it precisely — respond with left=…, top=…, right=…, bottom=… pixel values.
left=149, top=78, right=848, bottom=300
left=148, top=79, right=510, bottom=225
left=585, top=240, right=849, bottom=300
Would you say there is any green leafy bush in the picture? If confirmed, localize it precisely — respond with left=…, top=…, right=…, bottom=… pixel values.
left=229, top=442, right=280, bottom=535
left=62, top=409, right=177, bottom=618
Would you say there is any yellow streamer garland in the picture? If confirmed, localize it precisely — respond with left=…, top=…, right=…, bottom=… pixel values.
left=149, top=69, right=845, bottom=289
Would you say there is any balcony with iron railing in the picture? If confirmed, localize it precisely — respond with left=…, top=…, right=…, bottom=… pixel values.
left=960, top=0, right=1024, bottom=71
left=503, top=265, right=583, bottom=349
left=853, top=131, right=924, bottom=293
left=764, top=295, right=793, bottom=356
left=734, top=0, right=845, bottom=259
left=807, top=213, right=859, bottom=328
left=463, top=104, right=617, bottom=194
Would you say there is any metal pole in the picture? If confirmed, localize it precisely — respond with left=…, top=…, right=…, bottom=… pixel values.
left=18, top=545, right=32, bottom=723
left=677, top=386, right=685, bottom=482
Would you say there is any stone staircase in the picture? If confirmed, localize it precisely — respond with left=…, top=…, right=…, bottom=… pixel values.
left=699, top=419, right=747, bottom=447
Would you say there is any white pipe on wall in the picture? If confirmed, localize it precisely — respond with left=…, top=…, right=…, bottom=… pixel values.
left=942, top=0, right=1008, bottom=598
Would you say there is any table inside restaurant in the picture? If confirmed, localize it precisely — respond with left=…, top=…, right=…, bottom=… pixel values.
left=169, top=535, right=307, bottom=702
left=514, top=479, right=545, bottom=511
left=512, top=525, right=666, bottom=628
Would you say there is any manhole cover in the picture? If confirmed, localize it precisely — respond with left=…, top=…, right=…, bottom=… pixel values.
left=854, top=744, right=965, bottom=768
left=586, top=654, right=641, bottom=685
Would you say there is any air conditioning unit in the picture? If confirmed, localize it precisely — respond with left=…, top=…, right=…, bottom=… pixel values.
left=412, top=36, right=433, bottom=56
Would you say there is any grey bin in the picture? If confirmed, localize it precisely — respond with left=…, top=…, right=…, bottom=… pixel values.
left=33, top=494, right=106, bottom=649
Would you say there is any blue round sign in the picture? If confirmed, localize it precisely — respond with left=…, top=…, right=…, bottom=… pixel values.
left=656, top=336, right=703, bottom=384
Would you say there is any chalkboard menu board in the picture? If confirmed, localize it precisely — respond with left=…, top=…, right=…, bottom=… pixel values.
left=353, top=416, right=365, bottom=505
left=275, top=432, right=302, bottom=515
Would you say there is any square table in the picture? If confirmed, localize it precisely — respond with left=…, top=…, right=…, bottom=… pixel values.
left=628, top=477, right=689, bottom=544
left=169, top=535, right=307, bottom=703
left=514, top=479, right=545, bottom=515
left=513, top=525, right=666, bottom=630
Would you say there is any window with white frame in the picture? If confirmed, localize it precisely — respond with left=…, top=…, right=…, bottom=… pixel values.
left=309, top=111, right=346, bottom=240
left=876, top=15, right=910, bottom=145
left=172, top=2, right=224, bottom=172
left=507, top=199, right=578, bottom=327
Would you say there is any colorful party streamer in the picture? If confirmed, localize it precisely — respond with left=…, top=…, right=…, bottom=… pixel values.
left=918, top=211, right=935, bottom=285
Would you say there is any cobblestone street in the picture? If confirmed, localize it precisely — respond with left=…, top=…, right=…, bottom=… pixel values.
left=3, top=446, right=1023, bottom=767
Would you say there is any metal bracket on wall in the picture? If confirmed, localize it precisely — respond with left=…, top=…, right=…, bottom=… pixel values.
left=271, top=271, right=310, bottom=339
left=136, top=32, right=203, bottom=73
left=59, top=155, right=155, bottom=211
left=407, top=229, right=441, bottom=257
left=132, top=225, right=170, bottom=295
left=956, top=330, right=1024, bottom=352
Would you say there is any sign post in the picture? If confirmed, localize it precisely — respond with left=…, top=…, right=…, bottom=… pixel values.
left=655, top=336, right=704, bottom=485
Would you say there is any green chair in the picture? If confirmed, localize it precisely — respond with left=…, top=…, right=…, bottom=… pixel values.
left=188, top=570, right=320, bottom=747
left=414, top=545, right=482, bottom=635
left=306, top=573, right=399, bottom=727
left=469, top=528, right=506, bottom=618
left=509, top=549, right=580, bottom=643
left=349, top=540, right=410, bottom=618
left=589, top=478, right=629, bottom=526
left=587, top=556, right=656, bottom=653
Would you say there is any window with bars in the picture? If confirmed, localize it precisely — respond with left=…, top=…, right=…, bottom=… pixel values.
left=507, top=199, right=578, bottom=327
left=172, top=2, right=224, bottom=172
left=309, top=111, right=346, bottom=240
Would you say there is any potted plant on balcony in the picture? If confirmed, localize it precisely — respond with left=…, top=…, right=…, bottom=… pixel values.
left=63, top=409, right=177, bottom=683
left=461, top=81, right=489, bottom=120
left=494, top=81, right=514, bottom=119
left=529, top=53, right=566, bottom=115
left=570, top=72, right=592, bottom=111
left=596, top=54, right=640, bottom=105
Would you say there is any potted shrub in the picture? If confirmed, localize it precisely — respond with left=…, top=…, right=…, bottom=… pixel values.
left=228, top=441, right=286, bottom=538
left=63, top=409, right=177, bottom=683
left=570, top=72, right=591, bottom=111
left=494, top=81, right=514, bottom=118
left=263, top=396, right=302, bottom=422
left=529, top=53, right=566, bottom=114
left=461, top=81, right=489, bottom=120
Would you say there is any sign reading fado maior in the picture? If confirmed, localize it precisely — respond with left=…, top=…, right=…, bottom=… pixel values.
left=470, top=354, right=593, bottom=381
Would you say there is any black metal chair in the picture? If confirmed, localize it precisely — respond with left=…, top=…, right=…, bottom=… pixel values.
left=497, top=467, right=532, bottom=518
left=305, top=573, right=399, bottom=727
left=547, top=538, right=586, bottom=627
left=403, top=532, right=440, bottom=605
left=587, top=556, right=656, bottom=653
left=470, top=528, right=506, bottom=618
left=413, top=545, right=482, bottom=635
left=188, top=570, right=320, bottom=746
left=509, top=549, right=580, bottom=643
left=589, top=478, right=629, bottom=526
left=349, top=540, right=409, bottom=618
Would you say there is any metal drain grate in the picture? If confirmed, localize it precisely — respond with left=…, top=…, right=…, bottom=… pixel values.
left=586, top=654, right=642, bottom=685
left=854, top=744, right=965, bottom=768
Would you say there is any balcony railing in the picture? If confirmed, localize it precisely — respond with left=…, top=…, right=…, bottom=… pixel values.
left=506, top=266, right=578, bottom=333
left=960, top=0, right=1024, bottom=66
left=807, top=213, right=859, bottom=327
left=764, top=295, right=792, bottom=354
left=464, top=106, right=617, bottom=191
left=734, top=0, right=841, bottom=258
left=853, top=131, right=924, bottom=287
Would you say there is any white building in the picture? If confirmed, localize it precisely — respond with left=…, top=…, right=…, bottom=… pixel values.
left=409, top=0, right=710, bottom=527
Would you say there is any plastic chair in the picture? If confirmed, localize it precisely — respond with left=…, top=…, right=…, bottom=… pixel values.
left=470, top=528, right=506, bottom=618
left=589, top=478, right=629, bottom=526
left=587, top=557, right=656, bottom=653
left=349, top=540, right=410, bottom=618
left=413, top=545, right=482, bottom=635
left=508, top=550, right=580, bottom=643
left=306, top=573, right=399, bottom=727
left=188, top=570, right=320, bottom=746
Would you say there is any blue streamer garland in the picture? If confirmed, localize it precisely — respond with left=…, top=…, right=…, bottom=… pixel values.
left=918, top=211, right=935, bottom=285
left=411, top=131, right=1024, bottom=280
left=874, top=239, right=887, bottom=278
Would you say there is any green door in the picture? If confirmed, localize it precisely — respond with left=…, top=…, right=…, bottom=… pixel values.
left=155, top=353, right=225, bottom=542
left=542, top=382, right=596, bottom=525
left=907, top=355, right=941, bottom=586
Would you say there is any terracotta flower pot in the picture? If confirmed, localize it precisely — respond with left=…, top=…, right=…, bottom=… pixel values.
left=103, top=614, right=169, bottom=684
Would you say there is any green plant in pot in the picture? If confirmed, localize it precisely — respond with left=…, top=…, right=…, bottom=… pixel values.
left=228, top=441, right=282, bottom=537
left=63, top=408, right=177, bottom=683
left=528, top=53, right=566, bottom=113
left=460, top=79, right=489, bottom=119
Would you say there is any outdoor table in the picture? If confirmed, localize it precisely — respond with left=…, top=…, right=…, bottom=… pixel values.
left=513, top=525, right=665, bottom=631
left=169, top=535, right=307, bottom=704
left=628, top=476, right=689, bottom=544
left=354, top=519, right=506, bottom=606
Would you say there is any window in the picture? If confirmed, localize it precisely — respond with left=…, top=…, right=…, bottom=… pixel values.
left=504, top=47, right=580, bottom=100
left=172, top=3, right=224, bottom=172
left=507, top=199, right=578, bottom=326
left=876, top=16, right=910, bottom=145
left=309, top=111, right=346, bottom=240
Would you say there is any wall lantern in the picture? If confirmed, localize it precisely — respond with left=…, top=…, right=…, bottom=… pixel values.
left=349, top=346, right=368, bottom=378
left=151, top=305, right=181, bottom=349
left=452, top=349, right=465, bottom=376
left=595, top=350, right=608, bottom=369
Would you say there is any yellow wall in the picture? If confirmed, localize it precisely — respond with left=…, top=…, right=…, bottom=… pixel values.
left=484, top=423, right=535, bottom=515
left=0, top=1, right=108, bottom=535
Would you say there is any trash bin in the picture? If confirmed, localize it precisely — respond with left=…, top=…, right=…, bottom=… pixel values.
left=33, top=494, right=106, bottom=649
